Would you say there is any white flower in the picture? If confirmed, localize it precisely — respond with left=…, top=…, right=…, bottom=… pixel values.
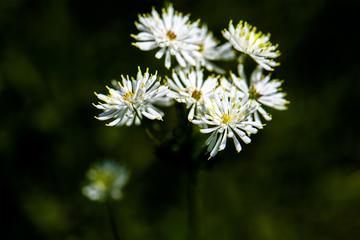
left=197, top=26, right=235, bottom=73
left=223, top=20, right=280, bottom=71
left=221, top=63, right=289, bottom=126
left=167, top=68, right=218, bottom=120
left=192, top=88, right=261, bottom=158
left=132, top=5, right=202, bottom=69
left=94, top=68, right=170, bottom=126
left=82, top=161, right=129, bottom=202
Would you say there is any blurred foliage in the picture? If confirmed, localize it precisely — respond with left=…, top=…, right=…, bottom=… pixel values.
left=1, top=0, right=360, bottom=240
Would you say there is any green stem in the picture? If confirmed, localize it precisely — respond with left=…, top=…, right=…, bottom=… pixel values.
left=174, top=102, right=201, bottom=240
left=145, top=127, right=161, bottom=145
left=187, top=166, right=200, bottom=240
left=134, top=107, right=161, bottom=145
left=106, top=201, right=120, bottom=240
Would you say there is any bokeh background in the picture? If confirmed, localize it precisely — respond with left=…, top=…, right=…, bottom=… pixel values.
left=1, top=0, right=359, bottom=239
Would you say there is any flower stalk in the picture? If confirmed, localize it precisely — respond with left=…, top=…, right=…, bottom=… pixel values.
left=187, top=165, right=200, bottom=240
left=106, top=201, right=121, bottom=240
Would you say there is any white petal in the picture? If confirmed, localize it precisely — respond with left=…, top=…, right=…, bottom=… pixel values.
left=134, top=41, right=157, bottom=51
left=187, top=104, right=196, bottom=121
left=165, top=50, right=171, bottom=69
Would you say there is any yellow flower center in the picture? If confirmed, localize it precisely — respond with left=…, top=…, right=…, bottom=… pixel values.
left=94, top=171, right=116, bottom=190
left=122, top=91, right=133, bottom=101
left=221, top=114, right=232, bottom=124
left=249, top=85, right=260, bottom=100
left=198, top=43, right=204, bottom=53
left=166, top=31, right=177, bottom=40
left=191, top=90, right=202, bottom=101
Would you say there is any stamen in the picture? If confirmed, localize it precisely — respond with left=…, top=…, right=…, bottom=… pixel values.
left=249, top=85, right=260, bottom=100
left=122, top=91, right=133, bottom=101
left=221, top=114, right=232, bottom=124
left=166, top=31, right=177, bottom=40
left=191, top=90, right=202, bottom=101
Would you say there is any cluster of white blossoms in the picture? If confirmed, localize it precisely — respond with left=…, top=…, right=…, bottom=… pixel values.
left=220, top=61, right=289, bottom=127
left=94, top=68, right=170, bottom=126
left=131, top=5, right=234, bottom=72
left=94, top=4, right=289, bottom=158
left=167, top=68, right=218, bottom=121
left=82, top=161, right=129, bottom=202
left=222, top=21, right=281, bottom=71
left=192, top=88, right=262, bottom=157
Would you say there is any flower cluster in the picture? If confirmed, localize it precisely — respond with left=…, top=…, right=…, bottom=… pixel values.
left=132, top=5, right=234, bottom=71
left=94, top=4, right=289, bottom=158
left=94, top=68, right=170, bottom=126
left=192, top=88, right=262, bottom=158
left=167, top=68, right=218, bottom=121
left=82, top=161, right=129, bottom=202
left=223, top=21, right=280, bottom=71
left=221, top=63, right=289, bottom=127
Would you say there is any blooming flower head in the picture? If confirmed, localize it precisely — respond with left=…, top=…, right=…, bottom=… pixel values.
left=223, top=20, right=280, bottom=71
left=132, top=5, right=202, bottom=69
left=82, top=161, right=129, bottom=202
left=167, top=68, right=218, bottom=121
left=221, top=63, right=289, bottom=126
left=192, top=87, right=261, bottom=158
left=197, top=25, right=235, bottom=73
left=94, top=67, right=170, bottom=126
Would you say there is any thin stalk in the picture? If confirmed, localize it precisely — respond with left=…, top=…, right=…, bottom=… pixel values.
left=106, top=201, right=120, bottom=240
left=175, top=102, right=201, bottom=240
left=134, top=107, right=161, bottom=145
left=187, top=167, right=200, bottom=240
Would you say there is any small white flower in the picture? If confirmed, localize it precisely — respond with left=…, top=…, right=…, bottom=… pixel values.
left=82, top=161, right=129, bottom=202
left=221, top=63, right=289, bottom=126
left=132, top=5, right=202, bottom=69
left=94, top=68, right=170, bottom=126
left=197, top=26, right=235, bottom=73
left=167, top=68, right=218, bottom=121
left=192, top=87, right=261, bottom=158
left=223, top=20, right=280, bottom=71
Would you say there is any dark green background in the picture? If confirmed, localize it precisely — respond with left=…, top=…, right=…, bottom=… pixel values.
left=1, top=0, right=359, bottom=239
